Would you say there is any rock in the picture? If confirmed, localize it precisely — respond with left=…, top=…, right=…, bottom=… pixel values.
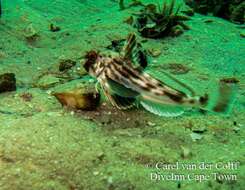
left=192, top=125, right=207, bottom=134
left=161, top=63, right=190, bottom=75
left=204, top=19, right=214, bottom=23
left=181, top=146, right=191, bottom=158
left=0, top=50, right=6, bottom=59
left=147, top=121, right=156, bottom=127
left=53, top=90, right=100, bottom=111
left=36, top=75, right=60, bottom=89
left=100, top=115, right=112, bottom=125
left=185, top=0, right=245, bottom=24
left=19, top=92, right=33, bottom=102
left=97, top=152, right=105, bottom=161
left=240, top=32, right=245, bottom=38
left=181, top=8, right=194, bottom=16
left=233, top=127, right=240, bottom=133
left=147, top=48, right=162, bottom=57
left=190, top=133, right=203, bottom=141
left=123, top=16, right=134, bottom=25
left=59, top=59, right=76, bottom=72
left=220, top=77, right=239, bottom=84
left=52, top=80, right=100, bottom=111
left=24, top=24, right=39, bottom=42
left=49, top=23, right=61, bottom=32
left=0, top=73, right=16, bottom=93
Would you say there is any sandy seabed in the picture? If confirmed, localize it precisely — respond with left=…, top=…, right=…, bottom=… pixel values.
left=0, top=0, right=244, bottom=189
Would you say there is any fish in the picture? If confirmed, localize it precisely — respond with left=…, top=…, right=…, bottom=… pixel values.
left=83, top=33, right=237, bottom=117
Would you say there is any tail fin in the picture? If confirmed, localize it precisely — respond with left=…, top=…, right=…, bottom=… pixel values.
left=203, top=79, right=238, bottom=115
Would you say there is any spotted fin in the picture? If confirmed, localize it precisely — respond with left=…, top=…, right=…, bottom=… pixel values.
left=121, top=33, right=148, bottom=69
left=139, top=98, right=185, bottom=117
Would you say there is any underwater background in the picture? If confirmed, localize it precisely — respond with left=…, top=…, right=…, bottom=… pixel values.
left=0, top=0, right=244, bottom=189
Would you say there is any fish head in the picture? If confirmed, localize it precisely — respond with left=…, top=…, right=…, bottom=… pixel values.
left=84, top=50, right=99, bottom=76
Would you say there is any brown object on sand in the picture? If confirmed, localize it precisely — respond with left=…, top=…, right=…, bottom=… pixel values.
left=0, top=73, right=16, bottom=93
left=53, top=88, right=100, bottom=111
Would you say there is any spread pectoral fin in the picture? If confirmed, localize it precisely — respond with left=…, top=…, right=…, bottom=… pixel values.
left=139, top=95, right=185, bottom=117
left=110, top=94, right=136, bottom=109
left=100, top=80, right=137, bottom=110
left=107, top=78, right=139, bottom=97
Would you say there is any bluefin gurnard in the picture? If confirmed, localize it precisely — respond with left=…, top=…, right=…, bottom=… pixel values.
left=83, top=33, right=237, bottom=117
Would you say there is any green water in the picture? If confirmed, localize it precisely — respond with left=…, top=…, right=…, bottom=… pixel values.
left=0, top=0, right=244, bottom=190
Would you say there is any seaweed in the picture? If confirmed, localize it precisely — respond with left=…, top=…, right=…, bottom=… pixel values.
left=184, top=0, right=245, bottom=24
left=59, top=59, right=76, bottom=72
left=133, top=0, right=190, bottom=38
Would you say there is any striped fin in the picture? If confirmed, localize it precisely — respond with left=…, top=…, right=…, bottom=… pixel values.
left=121, top=33, right=148, bottom=69
left=107, top=60, right=188, bottom=105
left=107, top=78, right=139, bottom=97
left=145, top=69, right=196, bottom=97
left=109, top=94, right=136, bottom=110
left=121, top=33, right=137, bottom=59
left=99, top=75, right=136, bottom=110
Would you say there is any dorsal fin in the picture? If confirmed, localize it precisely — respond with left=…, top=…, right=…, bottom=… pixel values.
left=121, top=33, right=137, bottom=59
left=121, top=33, right=148, bottom=69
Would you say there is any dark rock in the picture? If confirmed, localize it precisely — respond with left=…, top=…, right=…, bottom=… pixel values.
left=59, top=59, right=76, bottom=72
left=0, top=73, right=16, bottom=93
left=160, top=63, right=190, bottom=75
left=49, top=23, right=61, bottom=32
left=181, top=8, right=195, bottom=16
left=184, top=0, right=245, bottom=24
left=106, top=38, right=125, bottom=52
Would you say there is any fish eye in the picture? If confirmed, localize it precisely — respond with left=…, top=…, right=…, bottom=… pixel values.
left=84, top=51, right=98, bottom=72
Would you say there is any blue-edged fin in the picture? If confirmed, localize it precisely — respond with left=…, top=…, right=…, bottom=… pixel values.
left=107, top=78, right=139, bottom=97
left=121, top=33, right=148, bottom=69
left=139, top=97, right=185, bottom=117
left=101, top=79, right=138, bottom=109
left=204, top=80, right=237, bottom=114
left=110, top=94, right=136, bottom=109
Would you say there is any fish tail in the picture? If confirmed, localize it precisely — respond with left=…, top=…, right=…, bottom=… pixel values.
left=199, top=80, right=237, bottom=114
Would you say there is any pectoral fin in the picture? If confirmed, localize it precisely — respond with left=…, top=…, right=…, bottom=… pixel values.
left=100, top=77, right=137, bottom=109
left=107, top=78, right=139, bottom=97
left=139, top=96, right=185, bottom=117
left=110, top=94, right=136, bottom=109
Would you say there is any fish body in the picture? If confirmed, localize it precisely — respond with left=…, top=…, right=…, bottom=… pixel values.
left=84, top=33, right=236, bottom=117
